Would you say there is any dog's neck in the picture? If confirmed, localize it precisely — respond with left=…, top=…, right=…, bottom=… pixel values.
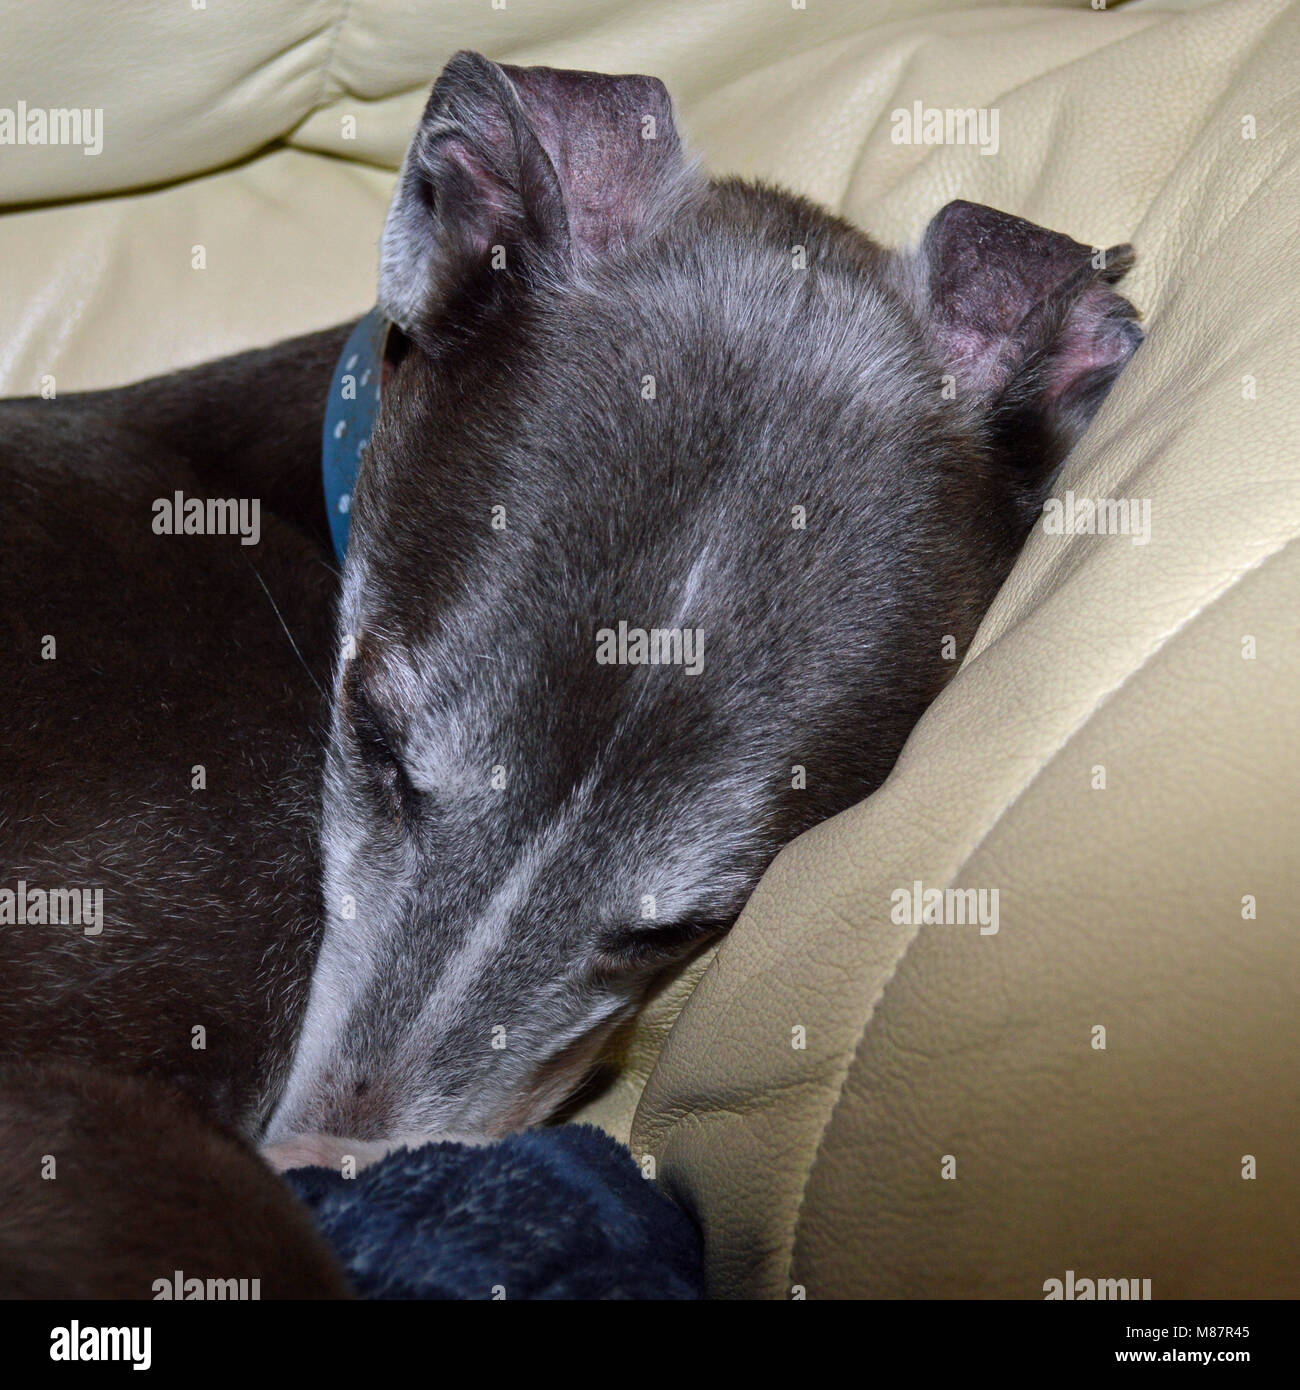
left=321, top=307, right=389, bottom=562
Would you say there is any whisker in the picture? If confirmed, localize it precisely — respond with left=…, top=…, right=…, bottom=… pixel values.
left=243, top=555, right=327, bottom=703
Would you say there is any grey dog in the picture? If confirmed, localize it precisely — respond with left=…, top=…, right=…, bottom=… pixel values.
left=0, top=52, right=1139, bottom=1276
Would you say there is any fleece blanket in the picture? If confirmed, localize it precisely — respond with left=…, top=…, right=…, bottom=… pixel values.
left=283, top=1123, right=703, bottom=1299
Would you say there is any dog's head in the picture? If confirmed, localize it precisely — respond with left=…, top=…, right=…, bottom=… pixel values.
left=266, top=52, right=1140, bottom=1152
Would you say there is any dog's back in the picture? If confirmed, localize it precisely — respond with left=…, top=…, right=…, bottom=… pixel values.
left=0, top=1062, right=347, bottom=1298
left=0, top=334, right=345, bottom=1133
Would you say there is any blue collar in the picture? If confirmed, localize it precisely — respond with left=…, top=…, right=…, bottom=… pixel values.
left=322, top=307, right=390, bottom=562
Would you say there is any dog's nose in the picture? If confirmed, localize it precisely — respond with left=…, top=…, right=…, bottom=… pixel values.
left=261, top=1132, right=395, bottom=1173
left=281, top=1071, right=398, bottom=1144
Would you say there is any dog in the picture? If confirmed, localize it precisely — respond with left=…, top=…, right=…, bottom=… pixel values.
left=0, top=51, right=1140, bottom=1282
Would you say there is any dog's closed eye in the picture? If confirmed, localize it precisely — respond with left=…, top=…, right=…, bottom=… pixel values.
left=350, top=684, right=399, bottom=766
left=345, top=674, right=418, bottom=826
left=590, top=917, right=727, bottom=980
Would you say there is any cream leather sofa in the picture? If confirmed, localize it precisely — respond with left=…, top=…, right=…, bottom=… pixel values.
left=3, top=0, right=1296, bottom=1298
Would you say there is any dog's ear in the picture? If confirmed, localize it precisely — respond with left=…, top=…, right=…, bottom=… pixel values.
left=379, top=51, right=695, bottom=340
left=915, top=200, right=1142, bottom=463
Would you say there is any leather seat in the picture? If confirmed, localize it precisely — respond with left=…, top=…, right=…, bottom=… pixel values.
left=4, top=0, right=1296, bottom=1298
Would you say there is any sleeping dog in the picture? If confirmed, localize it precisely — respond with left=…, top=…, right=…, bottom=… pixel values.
left=0, top=52, right=1140, bottom=1279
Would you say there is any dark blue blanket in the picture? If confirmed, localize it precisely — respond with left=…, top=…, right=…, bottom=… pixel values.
left=283, top=1123, right=703, bottom=1299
